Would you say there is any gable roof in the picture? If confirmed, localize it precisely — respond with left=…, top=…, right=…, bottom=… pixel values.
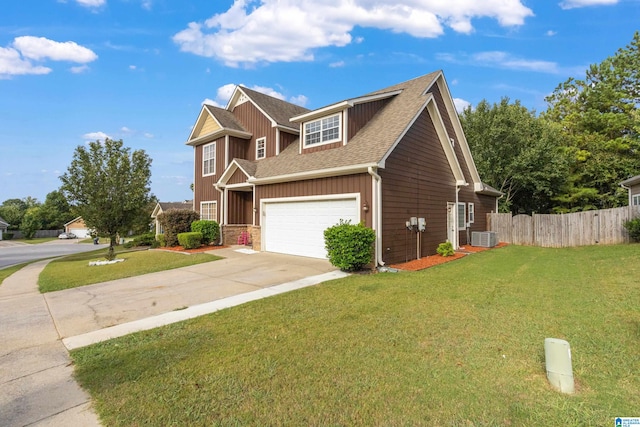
left=64, top=216, right=83, bottom=227
left=151, top=201, right=194, bottom=218
left=187, top=105, right=251, bottom=146
left=0, top=215, right=8, bottom=226
left=228, top=86, right=310, bottom=131
left=621, top=174, right=640, bottom=187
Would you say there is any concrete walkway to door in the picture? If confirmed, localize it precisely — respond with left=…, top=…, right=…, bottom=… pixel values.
left=0, top=247, right=346, bottom=426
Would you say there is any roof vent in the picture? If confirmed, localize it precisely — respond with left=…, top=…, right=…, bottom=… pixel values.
left=471, top=231, right=497, bottom=248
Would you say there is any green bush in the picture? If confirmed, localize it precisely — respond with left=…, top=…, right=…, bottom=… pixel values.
left=190, top=220, right=220, bottom=245
left=324, top=220, right=375, bottom=271
left=157, top=234, right=166, bottom=247
left=177, top=232, right=203, bottom=249
left=157, top=209, right=199, bottom=247
left=436, top=242, right=455, bottom=257
left=624, top=217, right=640, bottom=242
left=124, top=233, right=160, bottom=249
left=2, top=233, right=14, bottom=240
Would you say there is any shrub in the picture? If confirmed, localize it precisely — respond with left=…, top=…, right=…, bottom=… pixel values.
left=2, top=233, right=14, bottom=240
left=624, top=217, right=640, bottom=242
left=157, top=209, right=199, bottom=247
left=178, top=232, right=203, bottom=249
left=436, top=242, right=455, bottom=257
left=190, top=220, right=220, bottom=245
left=157, top=234, right=166, bottom=247
left=124, top=233, right=160, bottom=249
left=324, top=220, right=375, bottom=271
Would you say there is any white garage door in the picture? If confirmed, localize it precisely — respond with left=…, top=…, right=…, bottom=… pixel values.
left=263, top=197, right=359, bottom=259
left=69, top=228, right=90, bottom=238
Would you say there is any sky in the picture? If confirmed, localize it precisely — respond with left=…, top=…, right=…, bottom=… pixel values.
left=1, top=0, right=638, bottom=205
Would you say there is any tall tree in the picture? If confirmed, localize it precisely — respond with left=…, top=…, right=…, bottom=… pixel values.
left=20, top=207, right=44, bottom=239
left=60, top=139, right=153, bottom=260
left=0, top=198, right=39, bottom=229
left=544, top=31, right=640, bottom=211
left=460, top=98, right=568, bottom=214
left=40, top=190, right=72, bottom=230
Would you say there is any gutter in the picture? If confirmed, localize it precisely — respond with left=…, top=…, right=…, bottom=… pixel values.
left=368, top=166, right=385, bottom=266
left=620, top=182, right=631, bottom=206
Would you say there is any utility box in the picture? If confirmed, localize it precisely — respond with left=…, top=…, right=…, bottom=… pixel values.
left=471, top=231, right=497, bottom=248
left=544, top=338, right=575, bottom=394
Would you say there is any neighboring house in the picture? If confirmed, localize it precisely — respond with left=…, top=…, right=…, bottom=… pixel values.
left=151, top=201, right=195, bottom=236
left=186, top=71, right=501, bottom=265
left=0, top=216, right=8, bottom=240
left=64, top=216, right=91, bottom=238
left=621, top=174, right=640, bottom=210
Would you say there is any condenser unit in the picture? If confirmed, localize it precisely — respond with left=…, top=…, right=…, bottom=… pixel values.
left=471, top=231, right=498, bottom=248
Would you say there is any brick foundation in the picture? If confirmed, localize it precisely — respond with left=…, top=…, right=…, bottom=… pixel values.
left=222, top=225, right=261, bottom=251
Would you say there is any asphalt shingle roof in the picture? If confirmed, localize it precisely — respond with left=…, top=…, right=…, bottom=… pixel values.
left=239, top=86, right=310, bottom=129
left=159, top=201, right=193, bottom=211
left=204, top=105, right=247, bottom=133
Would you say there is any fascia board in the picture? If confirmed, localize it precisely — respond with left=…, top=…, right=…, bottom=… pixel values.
left=248, top=163, right=377, bottom=185
left=290, top=101, right=350, bottom=122
left=426, top=99, right=466, bottom=184
left=185, top=129, right=252, bottom=147
left=230, top=86, right=278, bottom=127
left=186, top=105, right=210, bottom=142
left=217, top=160, right=254, bottom=187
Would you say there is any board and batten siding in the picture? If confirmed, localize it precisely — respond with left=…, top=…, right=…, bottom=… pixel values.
left=193, top=137, right=224, bottom=221
left=254, top=174, right=373, bottom=228
left=380, top=108, right=456, bottom=264
left=232, top=101, right=277, bottom=161
left=347, top=98, right=391, bottom=141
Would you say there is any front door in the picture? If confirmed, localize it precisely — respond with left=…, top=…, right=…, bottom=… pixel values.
left=447, top=202, right=457, bottom=248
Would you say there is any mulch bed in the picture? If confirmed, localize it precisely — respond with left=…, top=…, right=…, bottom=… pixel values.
left=155, top=245, right=230, bottom=254
left=390, top=242, right=508, bottom=271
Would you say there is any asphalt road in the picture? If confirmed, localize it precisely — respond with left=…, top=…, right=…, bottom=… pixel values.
left=0, top=239, right=108, bottom=269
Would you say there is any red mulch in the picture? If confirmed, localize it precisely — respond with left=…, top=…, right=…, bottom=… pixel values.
left=155, top=245, right=230, bottom=254
left=390, top=242, right=508, bottom=271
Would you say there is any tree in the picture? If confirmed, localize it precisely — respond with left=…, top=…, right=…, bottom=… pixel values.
left=544, top=31, right=640, bottom=212
left=0, top=198, right=38, bottom=229
left=60, top=139, right=153, bottom=260
left=460, top=98, right=568, bottom=214
left=40, top=190, right=72, bottom=230
left=20, top=207, right=43, bottom=239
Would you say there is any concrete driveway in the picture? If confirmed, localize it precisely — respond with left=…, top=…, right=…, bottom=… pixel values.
left=0, top=246, right=346, bottom=426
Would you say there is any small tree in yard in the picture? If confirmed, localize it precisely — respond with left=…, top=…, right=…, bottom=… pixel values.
left=157, top=209, right=200, bottom=247
left=60, top=139, right=153, bottom=261
left=324, top=220, right=376, bottom=271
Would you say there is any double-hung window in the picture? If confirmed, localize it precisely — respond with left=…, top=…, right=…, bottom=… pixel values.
left=200, top=201, right=217, bottom=222
left=457, top=202, right=466, bottom=230
left=468, top=203, right=475, bottom=224
left=256, top=137, right=266, bottom=160
left=304, top=114, right=340, bottom=147
left=203, top=142, right=216, bottom=176
left=633, top=194, right=640, bottom=206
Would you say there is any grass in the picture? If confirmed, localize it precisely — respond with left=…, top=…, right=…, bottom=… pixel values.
left=0, top=262, right=29, bottom=285
left=71, top=244, right=640, bottom=426
left=39, top=248, right=221, bottom=293
left=14, top=237, right=58, bottom=244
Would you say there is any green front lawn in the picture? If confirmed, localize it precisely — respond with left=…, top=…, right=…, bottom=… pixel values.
left=0, top=262, right=29, bottom=285
left=39, top=248, right=221, bottom=292
left=71, top=244, right=640, bottom=426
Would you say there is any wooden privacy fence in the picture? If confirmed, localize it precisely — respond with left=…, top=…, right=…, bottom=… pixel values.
left=487, top=206, right=639, bottom=247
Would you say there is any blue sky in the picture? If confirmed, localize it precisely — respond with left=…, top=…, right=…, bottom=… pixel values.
left=1, top=0, right=638, bottom=204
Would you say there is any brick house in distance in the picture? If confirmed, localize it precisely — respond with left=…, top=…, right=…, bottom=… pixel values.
left=186, top=71, right=501, bottom=265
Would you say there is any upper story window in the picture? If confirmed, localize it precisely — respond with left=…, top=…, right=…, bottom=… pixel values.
left=304, top=114, right=341, bottom=147
left=256, top=137, right=266, bottom=160
left=203, top=142, right=216, bottom=176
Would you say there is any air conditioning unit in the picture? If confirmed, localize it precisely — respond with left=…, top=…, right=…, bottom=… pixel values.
left=471, top=231, right=498, bottom=248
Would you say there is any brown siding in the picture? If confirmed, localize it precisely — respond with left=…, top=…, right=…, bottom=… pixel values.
left=380, top=108, right=456, bottom=264
left=632, top=183, right=640, bottom=198
left=279, top=131, right=298, bottom=153
left=228, top=168, right=249, bottom=185
left=227, top=191, right=253, bottom=224
left=348, top=98, right=391, bottom=141
left=255, top=173, right=373, bottom=227
left=232, top=101, right=277, bottom=161
left=193, top=138, right=224, bottom=221
left=302, top=140, right=342, bottom=154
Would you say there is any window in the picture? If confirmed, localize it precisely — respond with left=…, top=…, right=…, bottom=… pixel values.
left=304, top=114, right=341, bottom=147
left=200, top=201, right=217, bottom=222
left=468, top=203, right=475, bottom=224
left=256, top=137, right=266, bottom=160
left=203, top=142, right=216, bottom=176
left=458, top=202, right=466, bottom=230
left=633, top=194, right=640, bottom=206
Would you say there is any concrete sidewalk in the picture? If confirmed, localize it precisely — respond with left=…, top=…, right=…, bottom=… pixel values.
left=0, top=247, right=345, bottom=426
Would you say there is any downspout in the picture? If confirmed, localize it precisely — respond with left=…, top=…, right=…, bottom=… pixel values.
left=368, top=166, right=385, bottom=266
left=214, top=183, right=225, bottom=245
left=454, top=183, right=469, bottom=250
left=620, top=182, right=631, bottom=206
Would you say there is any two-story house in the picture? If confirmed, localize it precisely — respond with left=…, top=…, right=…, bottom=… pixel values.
left=186, top=71, right=501, bottom=265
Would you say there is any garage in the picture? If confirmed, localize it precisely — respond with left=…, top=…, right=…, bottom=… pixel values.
left=262, top=196, right=360, bottom=259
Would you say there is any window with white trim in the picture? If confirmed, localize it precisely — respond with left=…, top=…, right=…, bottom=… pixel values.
left=458, top=202, right=466, bottom=230
left=202, top=142, right=216, bottom=176
left=304, top=114, right=341, bottom=147
left=633, top=194, right=640, bottom=206
left=468, top=203, right=475, bottom=224
left=200, top=201, right=218, bottom=222
left=256, top=137, right=266, bottom=160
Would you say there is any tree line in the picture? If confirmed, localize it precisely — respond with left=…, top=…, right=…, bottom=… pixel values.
left=460, top=31, right=640, bottom=214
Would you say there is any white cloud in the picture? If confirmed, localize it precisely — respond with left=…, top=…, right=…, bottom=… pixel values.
left=121, top=126, right=133, bottom=133
left=173, top=0, right=533, bottom=67
left=83, top=131, right=110, bottom=142
left=546, top=30, right=557, bottom=37
left=453, top=98, right=471, bottom=113
left=141, top=0, right=152, bottom=10
left=129, top=65, right=137, bottom=70
left=559, top=0, right=617, bottom=9
left=205, top=83, right=308, bottom=108
left=202, top=98, right=222, bottom=107
left=75, top=0, right=106, bottom=8
left=289, top=94, right=308, bottom=107
left=13, top=36, right=97, bottom=62
left=0, top=47, right=51, bottom=78
left=439, top=51, right=559, bottom=74
left=144, top=133, right=154, bottom=138
left=329, top=60, right=345, bottom=68
left=70, top=64, right=90, bottom=73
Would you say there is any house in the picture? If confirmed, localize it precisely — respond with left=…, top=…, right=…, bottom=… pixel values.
left=621, top=174, right=640, bottom=210
left=0, top=215, right=8, bottom=240
left=64, top=216, right=91, bottom=238
left=186, top=71, right=501, bottom=265
left=151, top=201, right=195, bottom=237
